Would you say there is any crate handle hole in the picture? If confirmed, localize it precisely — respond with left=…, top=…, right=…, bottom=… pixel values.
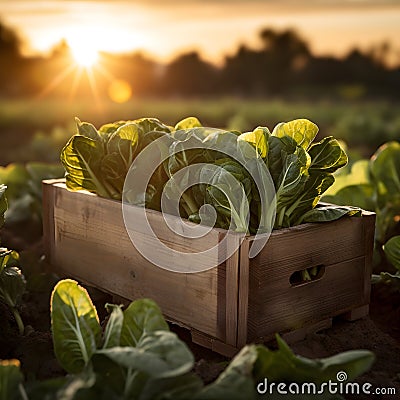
left=290, top=264, right=326, bottom=287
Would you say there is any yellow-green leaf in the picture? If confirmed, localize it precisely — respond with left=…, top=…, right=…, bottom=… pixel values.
left=238, top=127, right=268, bottom=158
left=51, top=279, right=101, bottom=374
left=174, top=117, right=202, bottom=131
left=272, top=119, right=318, bottom=150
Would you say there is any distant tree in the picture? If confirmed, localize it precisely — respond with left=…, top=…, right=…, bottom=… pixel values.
left=0, top=20, right=21, bottom=58
left=162, top=51, right=219, bottom=96
left=258, top=28, right=311, bottom=93
left=222, top=28, right=311, bottom=95
left=0, top=20, right=25, bottom=96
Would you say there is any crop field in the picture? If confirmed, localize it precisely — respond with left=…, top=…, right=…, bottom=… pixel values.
left=1, top=95, right=400, bottom=399
left=1, top=97, right=398, bottom=165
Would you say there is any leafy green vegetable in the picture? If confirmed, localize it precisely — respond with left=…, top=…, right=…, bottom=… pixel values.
left=51, top=279, right=101, bottom=373
left=0, top=248, right=25, bottom=335
left=272, top=119, right=318, bottom=150
left=0, top=360, right=25, bottom=400
left=374, top=235, right=400, bottom=287
left=253, top=334, right=374, bottom=384
left=61, top=117, right=171, bottom=201
left=322, top=141, right=400, bottom=281
left=0, top=162, right=64, bottom=230
left=300, top=204, right=362, bottom=224
left=120, top=298, right=169, bottom=347
left=194, top=346, right=258, bottom=400
left=102, top=304, right=124, bottom=349
left=384, top=235, right=400, bottom=269
left=308, top=136, right=348, bottom=174
left=61, top=116, right=357, bottom=232
left=1, top=279, right=375, bottom=399
left=0, top=185, right=6, bottom=228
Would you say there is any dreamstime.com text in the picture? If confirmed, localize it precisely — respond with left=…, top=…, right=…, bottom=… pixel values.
left=256, top=371, right=396, bottom=396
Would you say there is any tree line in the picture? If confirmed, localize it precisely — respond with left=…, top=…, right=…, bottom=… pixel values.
left=1, top=20, right=399, bottom=100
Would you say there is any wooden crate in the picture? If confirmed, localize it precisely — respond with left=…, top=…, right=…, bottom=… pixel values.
left=43, top=179, right=375, bottom=356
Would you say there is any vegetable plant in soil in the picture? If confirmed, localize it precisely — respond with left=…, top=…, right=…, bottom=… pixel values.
left=0, top=185, right=26, bottom=335
left=0, top=279, right=375, bottom=399
left=323, top=141, right=400, bottom=283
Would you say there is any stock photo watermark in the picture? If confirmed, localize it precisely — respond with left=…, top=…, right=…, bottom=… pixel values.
left=256, top=371, right=397, bottom=396
left=122, top=128, right=276, bottom=273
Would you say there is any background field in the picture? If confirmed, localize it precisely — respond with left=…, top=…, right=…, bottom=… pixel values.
left=2, top=97, right=398, bottom=166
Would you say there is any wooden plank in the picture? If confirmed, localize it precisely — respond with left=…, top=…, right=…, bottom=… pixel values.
left=42, top=180, right=59, bottom=262
left=247, top=256, right=368, bottom=341
left=224, top=234, right=240, bottom=347
left=49, top=182, right=224, bottom=340
left=362, top=212, right=376, bottom=303
left=237, top=238, right=250, bottom=347
left=281, top=318, right=332, bottom=344
left=249, top=216, right=366, bottom=285
left=191, top=330, right=238, bottom=357
left=342, top=304, right=370, bottom=321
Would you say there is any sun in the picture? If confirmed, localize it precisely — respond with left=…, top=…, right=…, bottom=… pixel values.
left=70, top=42, right=99, bottom=68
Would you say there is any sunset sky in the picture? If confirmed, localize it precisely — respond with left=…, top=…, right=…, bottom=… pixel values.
left=2, top=0, right=400, bottom=64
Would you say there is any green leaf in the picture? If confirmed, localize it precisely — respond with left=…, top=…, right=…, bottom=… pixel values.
left=384, top=235, right=400, bottom=270
left=204, top=160, right=252, bottom=232
left=274, top=146, right=311, bottom=228
left=61, top=135, right=110, bottom=198
left=93, top=331, right=195, bottom=399
left=254, top=335, right=374, bottom=385
left=0, top=360, right=24, bottom=400
left=267, top=135, right=297, bottom=188
left=195, top=345, right=258, bottom=400
left=0, top=185, right=7, bottom=228
left=95, top=331, right=193, bottom=378
left=0, top=265, right=26, bottom=308
left=308, top=136, right=348, bottom=174
left=378, top=271, right=400, bottom=290
left=272, top=119, right=318, bottom=150
left=370, top=141, right=400, bottom=209
left=51, top=279, right=101, bottom=374
left=238, top=127, right=270, bottom=158
left=106, top=123, right=140, bottom=168
left=139, top=374, right=203, bottom=400
left=137, top=331, right=194, bottom=378
left=75, top=117, right=102, bottom=142
left=288, top=173, right=335, bottom=226
left=120, top=299, right=169, bottom=347
left=322, top=184, right=375, bottom=212
left=102, top=304, right=124, bottom=349
left=300, top=204, right=362, bottom=224
left=175, top=117, right=202, bottom=131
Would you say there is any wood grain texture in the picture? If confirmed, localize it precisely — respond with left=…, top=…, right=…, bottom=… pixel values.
left=237, top=238, right=250, bottom=347
left=223, top=234, right=240, bottom=346
left=43, top=181, right=226, bottom=340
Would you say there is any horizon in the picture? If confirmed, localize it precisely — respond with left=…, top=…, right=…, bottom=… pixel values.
left=1, top=0, right=400, bottom=66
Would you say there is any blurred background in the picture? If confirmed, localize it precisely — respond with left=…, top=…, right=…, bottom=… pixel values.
left=0, top=0, right=399, bottom=166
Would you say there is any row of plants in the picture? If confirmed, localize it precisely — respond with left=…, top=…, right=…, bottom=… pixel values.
left=1, top=279, right=375, bottom=399
left=61, top=116, right=359, bottom=233
left=322, top=141, right=400, bottom=285
left=0, top=185, right=26, bottom=335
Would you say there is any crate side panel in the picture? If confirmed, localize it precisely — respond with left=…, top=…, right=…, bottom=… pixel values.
left=250, top=216, right=366, bottom=284
left=51, top=184, right=225, bottom=340
left=247, top=256, right=367, bottom=340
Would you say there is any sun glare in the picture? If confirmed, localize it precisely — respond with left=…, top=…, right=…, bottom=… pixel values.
left=70, top=43, right=99, bottom=68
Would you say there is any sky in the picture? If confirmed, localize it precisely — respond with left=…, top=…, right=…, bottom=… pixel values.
left=1, top=0, right=400, bottom=64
